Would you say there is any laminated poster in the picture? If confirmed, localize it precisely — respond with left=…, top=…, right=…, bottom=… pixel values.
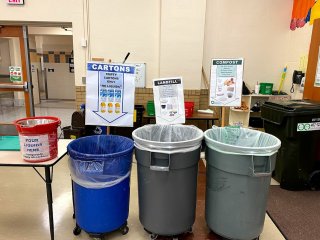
left=314, top=46, right=320, bottom=87
left=153, top=77, right=185, bottom=125
left=85, top=62, right=136, bottom=126
left=209, top=58, right=244, bottom=107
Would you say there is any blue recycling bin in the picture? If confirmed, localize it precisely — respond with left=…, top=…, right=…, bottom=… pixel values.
left=68, top=135, right=134, bottom=236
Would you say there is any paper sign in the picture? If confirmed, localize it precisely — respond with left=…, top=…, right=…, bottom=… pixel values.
left=134, top=63, right=146, bottom=87
left=314, top=46, right=320, bottom=87
left=209, top=58, right=244, bottom=106
left=19, top=134, right=50, bottom=161
left=153, top=77, right=185, bottom=124
left=85, top=62, right=136, bottom=126
left=9, top=66, right=22, bottom=82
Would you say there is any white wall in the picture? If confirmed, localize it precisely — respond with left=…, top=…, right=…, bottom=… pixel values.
left=160, top=0, right=206, bottom=89
left=0, top=0, right=313, bottom=94
left=202, top=0, right=312, bottom=98
left=0, top=0, right=207, bottom=89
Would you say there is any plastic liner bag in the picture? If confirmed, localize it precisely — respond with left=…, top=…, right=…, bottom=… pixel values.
left=67, top=135, right=134, bottom=189
left=132, top=124, right=203, bottom=154
left=204, top=126, right=281, bottom=156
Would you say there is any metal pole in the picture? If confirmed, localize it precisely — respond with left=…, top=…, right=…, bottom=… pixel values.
left=23, top=26, right=35, bottom=117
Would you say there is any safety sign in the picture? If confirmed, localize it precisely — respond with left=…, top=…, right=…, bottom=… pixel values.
left=9, top=66, right=22, bottom=82
left=85, top=62, right=136, bottom=126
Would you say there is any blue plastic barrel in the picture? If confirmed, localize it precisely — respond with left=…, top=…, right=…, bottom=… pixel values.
left=68, top=135, right=134, bottom=234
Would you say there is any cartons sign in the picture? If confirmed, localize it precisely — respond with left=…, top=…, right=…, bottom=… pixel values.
left=7, top=0, right=24, bottom=5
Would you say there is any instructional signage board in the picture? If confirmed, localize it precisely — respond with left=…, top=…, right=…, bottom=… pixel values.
left=85, top=62, right=136, bottom=126
left=209, top=58, right=244, bottom=107
left=153, top=77, right=185, bottom=124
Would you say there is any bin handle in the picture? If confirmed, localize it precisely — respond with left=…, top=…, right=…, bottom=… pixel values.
left=250, top=155, right=272, bottom=177
left=149, top=152, right=170, bottom=172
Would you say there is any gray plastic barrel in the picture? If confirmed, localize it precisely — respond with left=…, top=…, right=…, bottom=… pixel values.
left=132, top=124, right=203, bottom=236
left=204, top=127, right=281, bottom=240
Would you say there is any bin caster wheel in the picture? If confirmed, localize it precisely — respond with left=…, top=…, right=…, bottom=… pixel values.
left=120, top=225, right=129, bottom=235
left=150, top=233, right=158, bottom=239
left=186, top=227, right=192, bottom=233
left=73, top=225, right=81, bottom=235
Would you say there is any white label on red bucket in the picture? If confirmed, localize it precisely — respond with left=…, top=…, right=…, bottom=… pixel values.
left=19, top=134, right=50, bottom=160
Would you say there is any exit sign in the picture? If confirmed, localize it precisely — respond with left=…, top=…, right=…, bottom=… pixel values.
left=7, top=0, right=24, bottom=5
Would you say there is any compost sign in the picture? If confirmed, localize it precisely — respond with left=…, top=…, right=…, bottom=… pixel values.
left=85, top=62, right=136, bottom=126
left=153, top=77, right=185, bottom=124
left=209, top=59, right=244, bottom=107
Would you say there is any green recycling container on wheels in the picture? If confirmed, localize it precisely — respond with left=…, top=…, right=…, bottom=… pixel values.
left=261, top=100, right=320, bottom=190
left=204, top=127, right=281, bottom=240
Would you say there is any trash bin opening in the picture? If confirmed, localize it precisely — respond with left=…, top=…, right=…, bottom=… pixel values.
left=132, top=124, right=203, bottom=143
left=67, top=135, right=134, bottom=160
left=204, top=127, right=281, bottom=155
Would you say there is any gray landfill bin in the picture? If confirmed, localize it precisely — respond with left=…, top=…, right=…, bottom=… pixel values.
left=204, top=127, right=281, bottom=240
left=132, top=124, right=203, bottom=237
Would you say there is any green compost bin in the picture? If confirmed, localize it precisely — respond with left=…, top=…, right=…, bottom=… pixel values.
left=204, top=127, right=281, bottom=240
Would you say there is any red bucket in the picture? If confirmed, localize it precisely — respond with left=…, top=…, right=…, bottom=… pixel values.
left=185, top=102, right=194, bottom=117
left=14, top=116, right=61, bottom=163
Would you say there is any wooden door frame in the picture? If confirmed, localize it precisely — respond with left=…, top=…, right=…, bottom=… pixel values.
left=304, top=18, right=320, bottom=101
left=0, top=25, right=33, bottom=117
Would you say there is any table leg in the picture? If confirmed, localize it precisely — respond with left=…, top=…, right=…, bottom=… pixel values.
left=45, top=167, right=54, bottom=240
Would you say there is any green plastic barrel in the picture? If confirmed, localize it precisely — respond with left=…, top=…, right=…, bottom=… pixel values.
left=204, top=127, right=281, bottom=240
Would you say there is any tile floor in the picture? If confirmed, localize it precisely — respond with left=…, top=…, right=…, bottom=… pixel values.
left=0, top=100, right=285, bottom=240
left=0, top=155, right=285, bottom=240
left=0, top=100, right=75, bottom=130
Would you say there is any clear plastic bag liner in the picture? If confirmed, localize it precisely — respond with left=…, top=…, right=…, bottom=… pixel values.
left=132, top=124, right=203, bottom=154
left=67, top=135, right=134, bottom=188
left=204, top=126, right=281, bottom=156
left=69, top=160, right=131, bottom=189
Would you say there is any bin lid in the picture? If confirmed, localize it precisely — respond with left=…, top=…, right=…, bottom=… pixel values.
left=261, top=100, right=320, bottom=124
left=263, top=100, right=320, bottom=112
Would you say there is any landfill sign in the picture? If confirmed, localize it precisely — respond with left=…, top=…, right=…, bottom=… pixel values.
left=85, top=62, right=136, bottom=126
left=153, top=77, right=185, bottom=124
left=9, top=66, right=22, bottom=82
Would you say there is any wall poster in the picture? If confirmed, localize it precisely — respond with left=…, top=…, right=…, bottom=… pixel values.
left=85, top=62, right=136, bottom=126
left=209, top=58, right=244, bottom=107
left=314, top=46, right=320, bottom=87
left=153, top=77, right=185, bottom=124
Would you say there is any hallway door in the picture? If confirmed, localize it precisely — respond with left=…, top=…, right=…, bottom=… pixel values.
left=0, top=25, right=34, bottom=121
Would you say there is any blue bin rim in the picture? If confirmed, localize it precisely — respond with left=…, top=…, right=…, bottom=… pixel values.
left=67, top=135, right=134, bottom=160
